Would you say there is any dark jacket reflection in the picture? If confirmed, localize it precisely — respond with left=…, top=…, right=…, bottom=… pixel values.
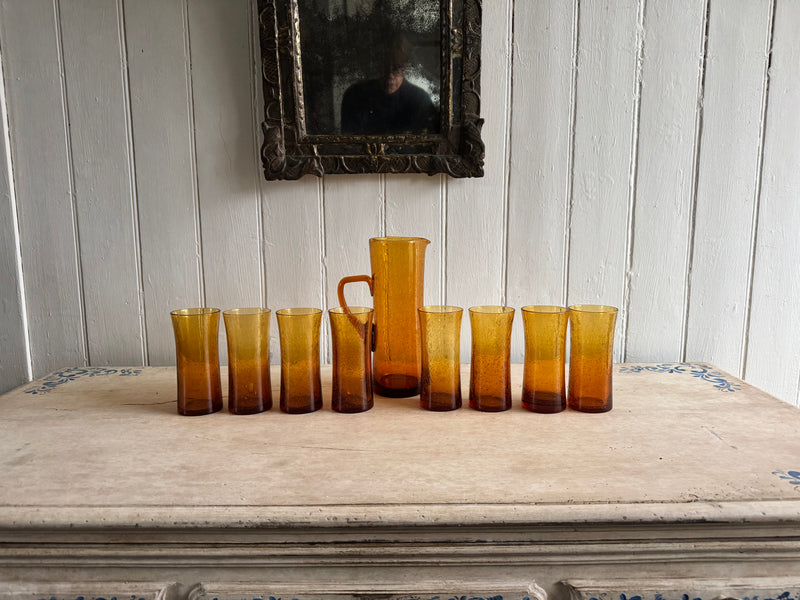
left=341, top=78, right=437, bottom=135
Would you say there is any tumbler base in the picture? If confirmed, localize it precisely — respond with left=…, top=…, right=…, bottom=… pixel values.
left=375, top=374, right=420, bottom=398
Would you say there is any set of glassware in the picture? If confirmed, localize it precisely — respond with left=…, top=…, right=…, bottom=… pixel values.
left=420, top=303, right=618, bottom=414
left=170, top=237, right=618, bottom=417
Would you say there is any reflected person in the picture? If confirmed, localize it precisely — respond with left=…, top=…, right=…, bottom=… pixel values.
left=341, top=39, right=437, bottom=135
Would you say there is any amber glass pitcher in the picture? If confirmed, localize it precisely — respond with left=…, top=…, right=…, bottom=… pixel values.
left=338, top=236, right=429, bottom=397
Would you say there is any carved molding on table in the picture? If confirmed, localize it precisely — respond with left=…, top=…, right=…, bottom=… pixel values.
left=559, top=578, right=800, bottom=600
left=0, top=580, right=181, bottom=600
left=0, top=582, right=547, bottom=600
left=199, top=582, right=547, bottom=600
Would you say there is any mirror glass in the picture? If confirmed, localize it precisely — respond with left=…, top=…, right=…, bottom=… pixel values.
left=298, top=0, right=441, bottom=136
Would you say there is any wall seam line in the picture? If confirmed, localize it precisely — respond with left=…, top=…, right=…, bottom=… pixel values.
left=796, top=368, right=800, bottom=408
left=681, top=0, right=711, bottom=363
left=621, top=0, right=647, bottom=361
left=248, top=0, right=268, bottom=308
left=0, top=19, right=33, bottom=381
left=183, top=0, right=205, bottom=307
left=501, top=0, right=515, bottom=308
left=740, top=0, right=776, bottom=381
left=54, top=0, right=90, bottom=367
left=380, top=174, right=387, bottom=236
left=440, top=173, right=447, bottom=305
left=118, top=0, right=148, bottom=366
left=319, top=177, right=330, bottom=361
left=563, top=0, right=580, bottom=308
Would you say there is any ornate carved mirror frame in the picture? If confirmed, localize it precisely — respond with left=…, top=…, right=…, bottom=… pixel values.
left=257, top=0, right=484, bottom=180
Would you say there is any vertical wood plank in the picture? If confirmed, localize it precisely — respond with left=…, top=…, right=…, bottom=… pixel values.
left=188, top=1, right=262, bottom=306
left=506, top=0, right=575, bottom=361
left=125, top=0, right=203, bottom=365
left=262, top=179, right=326, bottom=362
left=568, top=0, right=640, bottom=361
left=0, top=45, right=29, bottom=393
left=625, top=0, right=707, bottom=362
left=745, top=0, right=800, bottom=406
left=250, top=3, right=325, bottom=364
left=446, top=0, right=513, bottom=358
left=385, top=174, right=443, bottom=306
left=59, top=0, right=145, bottom=366
left=324, top=175, right=383, bottom=362
left=188, top=0, right=264, bottom=363
left=323, top=174, right=383, bottom=313
left=0, top=0, right=86, bottom=377
left=684, top=0, right=772, bottom=375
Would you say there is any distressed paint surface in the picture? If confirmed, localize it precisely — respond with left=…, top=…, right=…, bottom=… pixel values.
left=2, top=363, right=800, bottom=510
left=744, top=0, right=800, bottom=407
left=624, top=0, right=706, bottom=363
left=684, top=0, right=772, bottom=375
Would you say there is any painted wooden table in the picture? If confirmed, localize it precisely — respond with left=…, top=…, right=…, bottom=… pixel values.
left=1, top=363, right=799, bottom=600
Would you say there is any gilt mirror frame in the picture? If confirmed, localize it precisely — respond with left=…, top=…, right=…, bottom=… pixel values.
left=258, top=0, right=484, bottom=180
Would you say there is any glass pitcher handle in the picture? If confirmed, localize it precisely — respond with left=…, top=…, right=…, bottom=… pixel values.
left=337, top=275, right=376, bottom=351
left=337, top=274, right=374, bottom=307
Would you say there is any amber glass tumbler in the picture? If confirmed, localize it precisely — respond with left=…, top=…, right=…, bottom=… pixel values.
left=170, top=308, right=223, bottom=416
left=329, top=306, right=374, bottom=413
left=419, top=305, right=463, bottom=411
left=568, top=305, right=618, bottom=413
left=468, top=306, right=515, bottom=412
left=276, top=308, right=323, bottom=414
left=521, top=305, right=569, bottom=414
left=223, top=308, right=272, bottom=415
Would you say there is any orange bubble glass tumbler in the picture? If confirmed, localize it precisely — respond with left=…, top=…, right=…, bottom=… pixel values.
left=419, top=305, right=463, bottom=411
left=568, top=305, right=618, bottom=413
left=329, top=306, right=374, bottom=413
left=468, top=306, right=515, bottom=412
left=223, top=308, right=272, bottom=415
left=170, top=308, right=223, bottom=416
left=521, top=305, right=569, bottom=414
left=277, top=308, right=323, bottom=414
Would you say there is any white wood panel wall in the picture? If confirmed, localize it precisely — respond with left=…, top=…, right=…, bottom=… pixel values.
left=0, top=40, right=29, bottom=389
left=685, top=0, right=773, bottom=375
left=1, top=0, right=798, bottom=407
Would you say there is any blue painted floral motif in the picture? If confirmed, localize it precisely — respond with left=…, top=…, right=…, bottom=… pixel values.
left=618, top=363, right=741, bottom=392
left=773, top=470, right=800, bottom=490
left=42, top=597, right=150, bottom=600
left=587, top=594, right=798, bottom=600
left=24, top=367, right=142, bottom=395
left=215, top=597, right=506, bottom=600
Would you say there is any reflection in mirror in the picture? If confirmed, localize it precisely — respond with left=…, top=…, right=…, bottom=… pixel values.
left=299, top=0, right=441, bottom=136
left=257, top=0, right=484, bottom=179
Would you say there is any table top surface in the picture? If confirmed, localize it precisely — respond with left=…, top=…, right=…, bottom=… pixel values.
left=2, top=362, right=799, bottom=529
